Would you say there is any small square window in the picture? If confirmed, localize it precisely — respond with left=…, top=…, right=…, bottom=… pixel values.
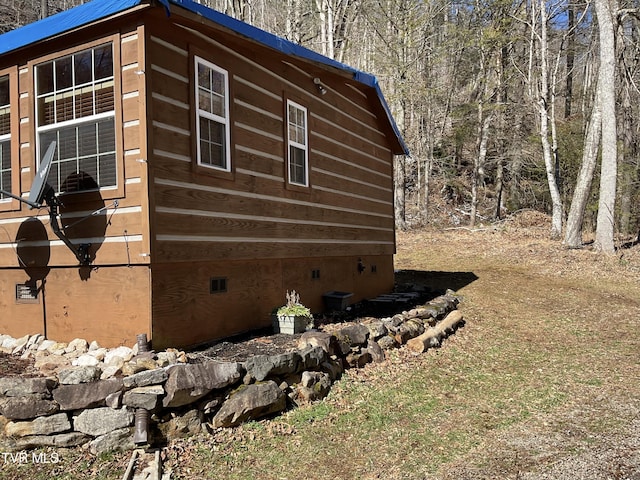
left=311, top=269, right=321, bottom=280
left=210, top=277, right=227, bottom=294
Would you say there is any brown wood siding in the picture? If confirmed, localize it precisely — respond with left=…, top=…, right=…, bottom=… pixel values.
left=280, top=254, right=395, bottom=308
left=0, top=24, right=152, bottom=269
left=151, top=179, right=394, bottom=230
left=154, top=240, right=393, bottom=264
left=0, top=269, right=48, bottom=336
left=151, top=259, right=281, bottom=349
left=0, top=265, right=150, bottom=348
left=154, top=211, right=392, bottom=242
left=150, top=254, right=392, bottom=350
left=145, top=15, right=396, bottom=265
left=43, top=266, right=150, bottom=347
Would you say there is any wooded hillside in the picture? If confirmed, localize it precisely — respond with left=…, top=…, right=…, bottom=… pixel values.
left=4, top=0, right=638, bottom=249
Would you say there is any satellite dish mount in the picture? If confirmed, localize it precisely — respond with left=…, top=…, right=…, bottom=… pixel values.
left=0, top=141, right=91, bottom=265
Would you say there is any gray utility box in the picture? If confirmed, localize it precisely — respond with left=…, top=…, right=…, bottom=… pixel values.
left=322, top=291, right=353, bottom=311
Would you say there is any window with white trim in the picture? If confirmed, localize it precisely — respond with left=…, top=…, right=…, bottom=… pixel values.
left=287, top=100, right=308, bottom=186
left=195, top=56, right=230, bottom=171
left=35, top=43, right=116, bottom=194
left=0, top=75, right=11, bottom=202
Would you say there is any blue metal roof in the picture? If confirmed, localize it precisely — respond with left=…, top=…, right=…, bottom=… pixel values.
left=0, top=0, right=143, bottom=57
left=0, top=0, right=407, bottom=154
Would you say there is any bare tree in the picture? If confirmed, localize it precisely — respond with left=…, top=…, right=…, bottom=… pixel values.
left=535, top=0, right=563, bottom=238
left=594, top=0, right=618, bottom=253
left=564, top=79, right=602, bottom=247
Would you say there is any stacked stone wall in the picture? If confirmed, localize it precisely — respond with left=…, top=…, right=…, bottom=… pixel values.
left=0, top=292, right=464, bottom=454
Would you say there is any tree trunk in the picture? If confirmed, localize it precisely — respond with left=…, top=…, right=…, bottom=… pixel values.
left=394, top=155, right=407, bottom=230
left=470, top=109, right=492, bottom=228
left=565, top=6, right=575, bottom=118
left=537, top=0, right=563, bottom=238
left=594, top=0, right=618, bottom=253
left=564, top=80, right=602, bottom=248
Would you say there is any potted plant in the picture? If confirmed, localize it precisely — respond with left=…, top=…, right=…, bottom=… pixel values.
left=273, top=290, right=314, bottom=334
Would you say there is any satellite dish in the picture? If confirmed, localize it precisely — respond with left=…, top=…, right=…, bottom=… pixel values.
left=0, top=140, right=92, bottom=265
left=27, top=141, right=57, bottom=208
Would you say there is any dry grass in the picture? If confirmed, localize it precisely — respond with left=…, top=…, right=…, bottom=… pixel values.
left=2, top=215, right=640, bottom=479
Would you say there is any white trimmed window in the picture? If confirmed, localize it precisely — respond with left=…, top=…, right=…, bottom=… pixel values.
left=0, top=75, right=10, bottom=201
left=35, top=43, right=116, bottom=194
left=287, top=100, right=308, bottom=186
left=195, top=56, right=230, bottom=171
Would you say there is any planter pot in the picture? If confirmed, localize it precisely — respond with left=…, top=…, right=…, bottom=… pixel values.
left=273, top=314, right=310, bottom=334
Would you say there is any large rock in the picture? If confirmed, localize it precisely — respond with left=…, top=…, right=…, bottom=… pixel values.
left=297, top=331, right=339, bottom=356
left=65, top=338, right=89, bottom=354
left=34, top=354, right=71, bottom=376
left=58, top=366, right=101, bottom=385
left=103, top=346, right=134, bottom=365
left=122, top=386, right=164, bottom=410
left=5, top=413, right=71, bottom=437
left=211, top=381, right=286, bottom=428
left=320, top=359, right=343, bottom=381
left=377, top=334, right=399, bottom=350
left=122, top=368, right=168, bottom=389
left=365, top=320, right=389, bottom=340
left=395, top=319, right=425, bottom=344
left=336, top=324, right=370, bottom=348
left=345, top=349, right=372, bottom=368
left=0, top=395, right=59, bottom=420
left=53, top=378, right=123, bottom=410
left=293, top=371, right=332, bottom=403
left=0, top=377, right=55, bottom=397
left=73, top=407, right=134, bottom=436
left=297, top=345, right=327, bottom=371
left=157, top=409, right=203, bottom=439
left=163, top=362, right=244, bottom=408
left=244, top=352, right=301, bottom=382
left=88, top=427, right=133, bottom=455
left=366, top=339, right=385, bottom=363
left=15, top=432, right=90, bottom=449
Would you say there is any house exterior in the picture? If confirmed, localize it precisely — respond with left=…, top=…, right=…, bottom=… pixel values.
left=0, top=0, right=407, bottom=349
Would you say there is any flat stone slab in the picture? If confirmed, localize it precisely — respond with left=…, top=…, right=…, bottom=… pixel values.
left=163, top=361, right=244, bottom=408
left=53, top=378, right=123, bottom=411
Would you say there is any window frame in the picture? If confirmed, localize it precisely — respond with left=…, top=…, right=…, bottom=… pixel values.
left=194, top=55, right=231, bottom=173
left=0, top=67, right=20, bottom=212
left=29, top=36, right=124, bottom=201
left=286, top=99, right=309, bottom=187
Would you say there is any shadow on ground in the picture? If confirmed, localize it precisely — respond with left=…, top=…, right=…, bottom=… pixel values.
left=395, top=269, right=479, bottom=296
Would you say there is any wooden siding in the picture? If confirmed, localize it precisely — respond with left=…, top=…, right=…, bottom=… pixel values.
left=0, top=24, right=151, bottom=268
left=145, top=13, right=396, bottom=264
left=0, top=265, right=150, bottom=348
left=151, top=254, right=393, bottom=350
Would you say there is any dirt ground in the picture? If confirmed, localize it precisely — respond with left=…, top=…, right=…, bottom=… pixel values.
left=394, top=212, right=640, bottom=480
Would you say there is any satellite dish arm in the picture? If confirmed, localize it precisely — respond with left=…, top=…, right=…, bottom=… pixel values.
left=47, top=198, right=91, bottom=265
left=0, top=188, right=42, bottom=209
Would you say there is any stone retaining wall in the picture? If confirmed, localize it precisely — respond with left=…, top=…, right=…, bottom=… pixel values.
left=0, top=291, right=464, bottom=454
